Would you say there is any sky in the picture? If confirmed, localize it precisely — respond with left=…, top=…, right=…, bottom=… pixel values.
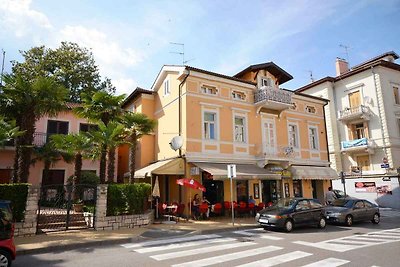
left=1, top=0, right=400, bottom=95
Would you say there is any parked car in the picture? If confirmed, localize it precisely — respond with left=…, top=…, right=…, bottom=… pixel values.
left=325, top=198, right=380, bottom=226
left=255, top=197, right=326, bottom=232
left=0, top=200, right=16, bottom=267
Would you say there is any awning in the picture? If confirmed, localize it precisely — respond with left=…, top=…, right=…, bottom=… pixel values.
left=289, top=166, right=338, bottom=180
left=130, top=158, right=184, bottom=178
left=193, top=162, right=281, bottom=180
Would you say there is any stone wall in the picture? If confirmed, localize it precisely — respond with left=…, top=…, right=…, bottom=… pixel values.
left=94, top=185, right=154, bottom=231
left=14, top=185, right=39, bottom=237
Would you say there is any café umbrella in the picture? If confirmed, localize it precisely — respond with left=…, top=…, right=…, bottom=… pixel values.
left=153, top=176, right=161, bottom=219
left=176, top=178, right=206, bottom=219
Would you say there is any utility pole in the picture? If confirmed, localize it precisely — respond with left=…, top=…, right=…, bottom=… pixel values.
left=0, top=49, right=5, bottom=86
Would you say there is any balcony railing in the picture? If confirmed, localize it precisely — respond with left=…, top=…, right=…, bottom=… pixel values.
left=2, top=132, right=50, bottom=148
left=254, top=86, right=292, bottom=105
left=256, top=144, right=297, bottom=159
left=338, top=105, right=371, bottom=122
left=341, top=137, right=375, bottom=153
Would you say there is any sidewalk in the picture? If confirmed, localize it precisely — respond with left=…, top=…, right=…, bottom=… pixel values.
left=15, top=216, right=258, bottom=255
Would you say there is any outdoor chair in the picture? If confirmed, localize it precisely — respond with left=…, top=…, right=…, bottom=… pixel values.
left=248, top=202, right=255, bottom=216
left=256, top=202, right=265, bottom=212
left=213, top=203, right=222, bottom=216
left=199, top=203, right=209, bottom=219
left=177, top=203, right=185, bottom=218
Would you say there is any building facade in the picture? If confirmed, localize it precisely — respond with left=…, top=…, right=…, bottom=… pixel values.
left=0, top=104, right=105, bottom=185
left=297, top=52, right=400, bottom=209
left=123, top=62, right=337, bottom=207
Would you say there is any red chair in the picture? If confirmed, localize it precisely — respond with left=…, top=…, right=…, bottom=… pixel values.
left=213, top=203, right=222, bottom=216
left=177, top=203, right=185, bottom=218
left=256, top=202, right=265, bottom=212
left=199, top=203, right=209, bottom=219
left=224, top=201, right=231, bottom=216
left=157, top=203, right=166, bottom=219
left=248, top=202, right=255, bottom=216
left=237, top=201, right=248, bottom=217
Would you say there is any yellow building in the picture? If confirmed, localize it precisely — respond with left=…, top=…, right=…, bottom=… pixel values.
left=121, top=63, right=337, bottom=207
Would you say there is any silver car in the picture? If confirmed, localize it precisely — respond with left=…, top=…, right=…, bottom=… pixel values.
left=325, top=198, right=380, bottom=226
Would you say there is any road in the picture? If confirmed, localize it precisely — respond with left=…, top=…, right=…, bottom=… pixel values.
left=14, top=216, right=400, bottom=267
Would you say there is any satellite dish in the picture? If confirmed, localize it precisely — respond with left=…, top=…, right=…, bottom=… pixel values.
left=169, top=136, right=183, bottom=151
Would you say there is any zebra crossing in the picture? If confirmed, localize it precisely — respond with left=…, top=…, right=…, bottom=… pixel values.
left=293, top=227, right=400, bottom=252
left=120, top=231, right=351, bottom=267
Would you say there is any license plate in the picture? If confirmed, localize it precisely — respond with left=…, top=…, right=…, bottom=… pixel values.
left=259, top=218, right=269, bottom=224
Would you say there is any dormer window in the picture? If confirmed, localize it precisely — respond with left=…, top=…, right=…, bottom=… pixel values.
left=261, top=77, right=274, bottom=87
left=305, top=105, right=316, bottom=114
left=201, top=85, right=218, bottom=95
left=232, top=91, right=246, bottom=101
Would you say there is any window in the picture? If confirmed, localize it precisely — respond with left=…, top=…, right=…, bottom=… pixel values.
left=234, top=116, right=246, bottom=142
left=288, top=123, right=299, bottom=148
left=204, top=112, right=216, bottom=140
left=47, top=120, right=69, bottom=136
left=232, top=91, right=246, bottom=101
left=354, top=201, right=365, bottom=209
left=308, top=126, right=319, bottom=150
left=79, top=123, right=98, bottom=132
left=305, top=105, right=316, bottom=114
left=296, top=200, right=310, bottom=211
left=354, top=123, right=365, bottom=139
left=164, top=80, right=170, bottom=96
left=261, top=77, right=273, bottom=87
left=394, top=86, right=400, bottom=105
left=201, top=85, right=218, bottom=95
left=293, top=180, right=302, bottom=197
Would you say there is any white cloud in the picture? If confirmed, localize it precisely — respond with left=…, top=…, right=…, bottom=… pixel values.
left=0, top=0, right=52, bottom=37
left=113, top=78, right=137, bottom=96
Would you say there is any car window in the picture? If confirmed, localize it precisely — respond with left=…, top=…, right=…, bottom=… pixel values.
left=310, top=199, right=323, bottom=209
left=273, top=198, right=297, bottom=209
left=295, top=200, right=310, bottom=211
left=363, top=200, right=374, bottom=208
left=354, top=201, right=365, bottom=209
left=332, top=199, right=354, bottom=208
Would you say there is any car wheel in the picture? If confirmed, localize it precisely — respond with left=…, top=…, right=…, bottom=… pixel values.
left=0, top=249, right=11, bottom=267
left=318, top=217, right=326, bottom=229
left=371, top=213, right=380, bottom=224
left=345, top=215, right=353, bottom=226
left=284, top=219, right=293, bottom=232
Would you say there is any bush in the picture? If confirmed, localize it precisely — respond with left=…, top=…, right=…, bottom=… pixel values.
left=107, top=183, right=151, bottom=216
left=0, top=184, right=29, bottom=222
left=80, top=171, right=100, bottom=185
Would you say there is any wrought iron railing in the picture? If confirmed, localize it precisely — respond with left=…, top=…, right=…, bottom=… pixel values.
left=254, top=86, right=292, bottom=105
left=256, top=143, right=296, bottom=158
left=339, top=105, right=371, bottom=119
left=2, top=132, right=49, bottom=147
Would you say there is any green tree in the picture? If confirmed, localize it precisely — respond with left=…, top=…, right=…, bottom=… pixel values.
left=121, top=112, right=156, bottom=182
left=87, top=122, right=125, bottom=183
left=51, top=133, right=94, bottom=184
left=0, top=118, right=24, bottom=148
left=74, top=91, right=125, bottom=182
left=0, top=74, right=68, bottom=183
left=12, top=42, right=115, bottom=102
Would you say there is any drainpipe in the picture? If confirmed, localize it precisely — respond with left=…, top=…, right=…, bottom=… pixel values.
left=178, top=69, right=190, bottom=157
left=331, top=83, right=345, bottom=175
left=371, top=66, right=388, bottom=162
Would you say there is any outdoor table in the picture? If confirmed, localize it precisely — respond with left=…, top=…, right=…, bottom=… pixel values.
left=163, top=205, right=178, bottom=224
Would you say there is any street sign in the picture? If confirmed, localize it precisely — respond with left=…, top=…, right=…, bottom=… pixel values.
left=381, top=163, right=390, bottom=169
left=382, top=177, right=391, bottom=181
left=227, top=164, right=237, bottom=178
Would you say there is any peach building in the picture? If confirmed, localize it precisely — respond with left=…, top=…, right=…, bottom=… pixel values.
left=122, top=62, right=338, bottom=206
left=0, top=103, right=107, bottom=185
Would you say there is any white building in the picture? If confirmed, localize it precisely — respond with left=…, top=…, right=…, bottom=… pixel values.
left=297, top=51, right=400, bottom=209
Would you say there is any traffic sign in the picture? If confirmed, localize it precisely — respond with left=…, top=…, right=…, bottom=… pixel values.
left=381, top=163, right=390, bottom=169
left=227, top=164, right=237, bottom=178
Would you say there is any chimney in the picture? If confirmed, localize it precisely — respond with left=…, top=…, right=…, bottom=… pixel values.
left=335, top=57, right=349, bottom=76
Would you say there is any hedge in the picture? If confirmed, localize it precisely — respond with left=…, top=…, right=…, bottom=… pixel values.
left=107, top=183, right=151, bottom=216
left=0, top=183, right=29, bottom=222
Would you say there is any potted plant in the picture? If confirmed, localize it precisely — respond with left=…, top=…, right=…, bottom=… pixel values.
left=72, top=199, right=84, bottom=212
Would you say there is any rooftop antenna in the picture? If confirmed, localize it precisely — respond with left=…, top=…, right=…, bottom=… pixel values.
left=308, top=70, right=314, bottom=82
left=339, top=44, right=351, bottom=65
left=0, top=49, right=5, bottom=85
left=170, top=42, right=185, bottom=65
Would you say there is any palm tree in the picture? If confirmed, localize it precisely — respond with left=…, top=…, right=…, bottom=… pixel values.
left=0, top=117, right=24, bottom=147
left=51, top=133, right=94, bottom=184
left=87, top=121, right=125, bottom=183
left=0, top=74, right=68, bottom=183
left=74, top=91, right=125, bottom=182
left=121, top=112, right=156, bottom=182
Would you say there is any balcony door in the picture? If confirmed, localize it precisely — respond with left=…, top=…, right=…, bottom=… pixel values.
left=349, top=91, right=361, bottom=108
left=357, top=155, right=370, bottom=171
left=262, top=119, right=276, bottom=155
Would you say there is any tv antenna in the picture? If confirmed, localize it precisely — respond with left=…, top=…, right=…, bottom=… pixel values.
left=170, top=42, right=194, bottom=65
left=0, top=49, right=5, bottom=85
left=339, top=44, right=351, bottom=64
left=307, top=70, right=314, bottom=82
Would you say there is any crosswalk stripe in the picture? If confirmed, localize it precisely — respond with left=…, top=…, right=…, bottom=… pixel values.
left=260, top=235, right=284, bottom=240
left=348, top=236, right=391, bottom=242
left=367, top=233, right=400, bottom=238
left=151, top=241, right=256, bottom=261
left=301, top=257, right=350, bottom=267
left=134, top=237, right=237, bottom=253
left=293, top=241, right=359, bottom=252
left=121, top=234, right=220, bottom=249
left=233, top=230, right=257, bottom=236
left=171, top=245, right=283, bottom=267
left=233, top=229, right=283, bottom=240
left=328, top=239, right=376, bottom=245
left=237, top=251, right=312, bottom=267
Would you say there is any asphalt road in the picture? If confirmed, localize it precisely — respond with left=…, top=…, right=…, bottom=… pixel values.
left=14, top=216, right=400, bottom=267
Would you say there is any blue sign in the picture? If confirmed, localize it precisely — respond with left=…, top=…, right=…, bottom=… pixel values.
left=341, top=138, right=368, bottom=149
left=380, top=163, right=390, bottom=169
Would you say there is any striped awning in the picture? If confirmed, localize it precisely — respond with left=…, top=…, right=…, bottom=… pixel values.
left=289, top=166, right=338, bottom=180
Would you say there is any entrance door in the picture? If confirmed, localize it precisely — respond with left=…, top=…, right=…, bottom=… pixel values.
left=349, top=91, right=361, bottom=108
left=202, top=179, right=224, bottom=204
left=262, top=180, right=280, bottom=204
left=236, top=180, right=248, bottom=203
left=357, top=155, right=370, bottom=171
left=263, top=119, right=276, bottom=155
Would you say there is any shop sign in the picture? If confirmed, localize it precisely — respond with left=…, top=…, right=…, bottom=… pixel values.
left=354, top=182, right=376, bottom=193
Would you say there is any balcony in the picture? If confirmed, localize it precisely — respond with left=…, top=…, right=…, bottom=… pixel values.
left=254, top=86, right=293, bottom=113
left=256, top=144, right=298, bottom=159
left=341, top=138, right=375, bottom=154
left=2, top=132, right=50, bottom=148
left=338, top=105, right=372, bottom=123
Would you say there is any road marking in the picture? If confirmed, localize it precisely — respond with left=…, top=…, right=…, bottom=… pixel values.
left=348, top=236, right=393, bottom=242
left=236, top=251, right=312, bottom=267
left=367, top=233, right=400, bottom=238
left=301, top=258, right=350, bottom=267
left=233, top=229, right=283, bottom=240
left=134, top=237, right=236, bottom=253
left=294, top=240, right=359, bottom=252
left=121, top=234, right=220, bottom=249
left=327, top=239, right=376, bottom=245
left=260, top=235, right=284, bottom=240
left=151, top=241, right=256, bottom=261
left=171, top=245, right=282, bottom=267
